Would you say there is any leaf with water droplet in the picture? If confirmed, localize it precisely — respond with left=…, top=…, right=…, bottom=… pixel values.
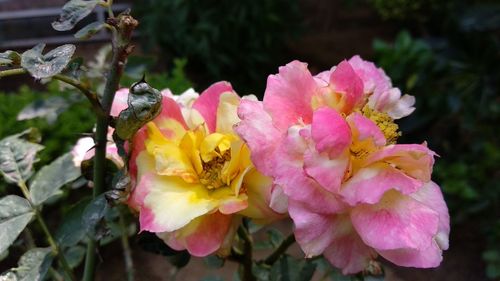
left=30, top=152, right=81, bottom=206
left=0, top=195, right=34, bottom=254
left=21, top=44, right=76, bottom=79
left=0, top=248, right=52, bottom=281
left=0, top=51, right=21, bottom=66
left=0, top=131, right=44, bottom=185
left=75, top=21, right=105, bottom=39
left=52, top=0, right=99, bottom=31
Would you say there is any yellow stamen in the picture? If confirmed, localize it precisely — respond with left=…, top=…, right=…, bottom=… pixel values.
left=361, top=105, right=401, bottom=144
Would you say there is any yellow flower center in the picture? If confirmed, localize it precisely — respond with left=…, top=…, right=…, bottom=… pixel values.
left=360, top=105, right=401, bottom=144
left=199, top=150, right=231, bottom=189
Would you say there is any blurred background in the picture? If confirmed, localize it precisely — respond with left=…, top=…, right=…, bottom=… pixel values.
left=0, top=0, right=499, bottom=280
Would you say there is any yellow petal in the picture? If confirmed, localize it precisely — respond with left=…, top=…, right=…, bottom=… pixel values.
left=142, top=174, right=218, bottom=232
left=216, top=92, right=241, bottom=134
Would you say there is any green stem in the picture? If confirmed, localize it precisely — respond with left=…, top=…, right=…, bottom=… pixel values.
left=237, top=226, right=255, bottom=281
left=0, top=68, right=104, bottom=116
left=0, top=68, right=27, bottom=77
left=17, top=181, right=76, bottom=281
left=263, top=234, right=295, bottom=266
left=118, top=208, right=134, bottom=281
left=52, top=74, right=105, bottom=117
left=82, top=13, right=137, bottom=281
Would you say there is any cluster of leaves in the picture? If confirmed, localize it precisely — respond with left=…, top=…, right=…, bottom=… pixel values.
left=371, top=1, right=500, bottom=278
left=134, top=0, right=302, bottom=95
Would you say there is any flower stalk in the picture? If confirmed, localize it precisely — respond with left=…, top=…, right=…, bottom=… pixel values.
left=82, top=12, right=137, bottom=281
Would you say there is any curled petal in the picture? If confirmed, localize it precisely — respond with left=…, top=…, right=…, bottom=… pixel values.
left=311, top=107, right=352, bottom=158
left=328, top=60, right=364, bottom=113
left=235, top=99, right=282, bottom=176
left=378, top=240, right=443, bottom=268
left=351, top=190, right=440, bottom=251
left=216, top=92, right=241, bottom=134
left=365, top=144, right=436, bottom=182
left=273, top=126, right=346, bottom=214
left=303, top=148, right=349, bottom=194
left=348, top=55, right=391, bottom=98
left=192, top=81, right=234, bottom=133
left=263, top=60, right=316, bottom=129
left=410, top=181, right=450, bottom=250
left=289, top=200, right=338, bottom=257
left=323, top=218, right=377, bottom=275
left=237, top=169, right=284, bottom=223
left=347, top=112, right=386, bottom=146
left=157, top=211, right=233, bottom=257
left=341, top=163, right=423, bottom=205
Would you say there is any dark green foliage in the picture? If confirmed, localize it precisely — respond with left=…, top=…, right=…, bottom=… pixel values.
left=135, top=0, right=302, bottom=95
left=372, top=1, right=500, bottom=278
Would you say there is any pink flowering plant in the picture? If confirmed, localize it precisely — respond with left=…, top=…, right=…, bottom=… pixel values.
left=0, top=1, right=449, bottom=280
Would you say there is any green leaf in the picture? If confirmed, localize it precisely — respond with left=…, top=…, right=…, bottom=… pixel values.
left=17, top=96, right=71, bottom=124
left=52, top=0, right=99, bottom=31
left=82, top=194, right=108, bottom=238
left=0, top=51, right=21, bottom=66
left=21, top=44, right=76, bottom=79
left=0, top=132, right=44, bottom=185
left=75, top=21, right=105, bottom=39
left=64, top=245, right=86, bottom=268
left=0, top=248, right=52, bottom=281
left=0, top=195, right=34, bottom=255
left=30, top=153, right=81, bottom=206
left=55, top=198, right=91, bottom=247
left=115, top=80, right=163, bottom=140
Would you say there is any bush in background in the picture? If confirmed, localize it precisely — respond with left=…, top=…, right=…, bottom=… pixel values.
left=371, top=0, right=500, bottom=278
left=134, top=0, right=302, bottom=95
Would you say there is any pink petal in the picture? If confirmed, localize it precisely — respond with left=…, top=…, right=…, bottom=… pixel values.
left=378, top=240, right=443, bottom=268
left=263, top=61, right=316, bottom=130
left=347, top=112, right=386, bottom=146
left=235, top=99, right=282, bottom=176
left=273, top=126, right=346, bottom=214
left=323, top=222, right=377, bottom=275
left=289, top=200, right=338, bottom=257
left=303, top=147, right=349, bottom=194
left=351, top=191, right=440, bottom=251
left=192, top=81, right=234, bottom=133
left=348, top=55, right=391, bottom=98
left=410, top=181, right=450, bottom=250
left=157, top=211, right=233, bottom=257
left=110, top=88, right=130, bottom=117
left=365, top=144, right=436, bottom=182
left=269, top=184, right=288, bottom=214
left=329, top=60, right=364, bottom=113
left=154, top=96, right=189, bottom=130
left=311, top=107, right=352, bottom=158
left=341, top=163, right=424, bottom=206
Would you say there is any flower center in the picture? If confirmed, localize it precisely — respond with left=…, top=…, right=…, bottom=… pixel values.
left=361, top=105, right=401, bottom=144
left=199, top=149, right=231, bottom=190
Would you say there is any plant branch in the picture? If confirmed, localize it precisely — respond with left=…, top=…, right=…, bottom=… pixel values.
left=0, top=68, right=27, bottom=78
left=82, top=12, right=138, bottom=281
left=118, top=208, right=134, bottom=281
left=17, top=181, right=76, bottom=281
left=263, top=234, right=295, bottom=266
left=0, top=68, right=105, bottom=116
left=52, top=74, right=105, bottom=117
left=237, top=226, right=255, bottom=281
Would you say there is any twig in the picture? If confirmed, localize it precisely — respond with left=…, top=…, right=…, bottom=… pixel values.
left=17, top=181, right=76, bottom=281
left=118, top=208, right=134, bottom=281
left=82, top=12, right=138, bottom=281
left=237, top=226, right=256, bottom=281
left=262, top=234, right=295, bottom=266
left=0, top=68, right=105, bottom=116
